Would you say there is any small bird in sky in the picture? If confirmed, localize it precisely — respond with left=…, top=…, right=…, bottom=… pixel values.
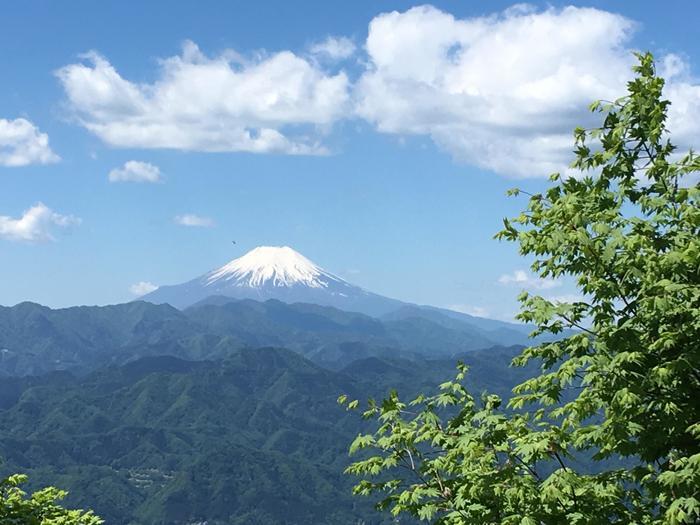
left=232, top=241, right=237, bottom=244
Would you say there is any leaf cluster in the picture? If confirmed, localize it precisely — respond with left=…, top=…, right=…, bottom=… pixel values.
left=0, top=473, right=102, bottom=525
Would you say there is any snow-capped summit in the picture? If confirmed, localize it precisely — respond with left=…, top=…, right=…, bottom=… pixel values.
left=205, top=246, right=335, bottom=289
left=140, top=245, right=405, bottom=315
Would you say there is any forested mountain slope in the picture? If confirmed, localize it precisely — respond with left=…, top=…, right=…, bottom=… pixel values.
left=0, top=345, right=528, bottom=524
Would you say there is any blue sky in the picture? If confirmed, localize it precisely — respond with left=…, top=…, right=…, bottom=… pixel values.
left=1, top=1, right=699, bottom=319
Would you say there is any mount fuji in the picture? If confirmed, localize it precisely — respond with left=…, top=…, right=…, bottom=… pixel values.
left=141, top=246, right=406, bottom=315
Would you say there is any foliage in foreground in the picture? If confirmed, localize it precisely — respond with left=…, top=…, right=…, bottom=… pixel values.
left=0, top=473, right=102, bottom=524
left=341, top=52, right=700, bottom=524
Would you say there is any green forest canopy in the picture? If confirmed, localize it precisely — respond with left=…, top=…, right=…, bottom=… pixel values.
left=0, top=473, right=102, bottom=525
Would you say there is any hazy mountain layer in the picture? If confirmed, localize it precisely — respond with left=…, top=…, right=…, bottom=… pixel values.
left=0, top=298, right=537, bottom=377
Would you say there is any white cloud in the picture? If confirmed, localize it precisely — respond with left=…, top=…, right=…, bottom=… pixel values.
left=52, top=8, right=700, bottom=177
left=544, top=293, right=585, bottom=305
left=498, top=270, right=561, bottom=290
left=174, top=214, right=215, bottom=227
left=108, top=160, right=162, bottom=183
left=56, top=41, right=350, bottom=155
left=448, top=304, right=490, bottom=318
left=355, top=5, right=700, bottom=178
left=310, top=36, right=356, bottom=61
left=129, top=281, right=158, bottom=296
left=0, top=118, right=60, bottom=167
left=0, top=203, right=80, bottom=242
left=356, top=5, right=637, bottom=177
left=658, top=58, right=700, bottom=157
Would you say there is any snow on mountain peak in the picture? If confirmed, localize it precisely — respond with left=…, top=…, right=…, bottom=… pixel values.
left=139, top=244, right=404, bottom=313
left=205, top=246, right=336, bottom=289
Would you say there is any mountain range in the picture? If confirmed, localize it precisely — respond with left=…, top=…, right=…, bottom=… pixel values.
left=0, top=345, right=533, bottom=524
left=0, top=296, right=536, bottom=377
left=0, top=245, right=547, bottom=523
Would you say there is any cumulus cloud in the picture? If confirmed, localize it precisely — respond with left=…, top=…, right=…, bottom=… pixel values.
left=355, top=5, right=638, bottom=177
left=56, top=41, right=350, bottom=155
left=0, top=118, right=60, bottom=167
left=310, top=36, right=356, bottom=61
left=108, top=160, right=162, bottom=183
left=174, top=214, right=214, bottom=227
left=355, top=5, right=700, bottom=177
left=129, top=281, right=158, bottom=296
left=498, top=270, right=561, bottom=290
left=52, top=7, right=700, bottom=178
left=0, top=203, right=80, bottom=242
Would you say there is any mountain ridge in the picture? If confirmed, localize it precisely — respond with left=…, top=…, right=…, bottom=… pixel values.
left=0, top=298, right=536, bottom=377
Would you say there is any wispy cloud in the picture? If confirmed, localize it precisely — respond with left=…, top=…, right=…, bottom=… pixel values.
left=129, top=281, right=158, bottom=296
left=174, top=214, right=215, bottom=228
left=543, top=293, right=586, bottom=305
left=0, top=118, right=59, bottom=167
left=498, top=270, right=561, bottom=290
left=309, top=36, right=356, bottom=61
left=0, top=203, right=80, bottom=242
left=109, top=160, right=162, bottom=183
left=447, top=304, right=491, bottom=318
